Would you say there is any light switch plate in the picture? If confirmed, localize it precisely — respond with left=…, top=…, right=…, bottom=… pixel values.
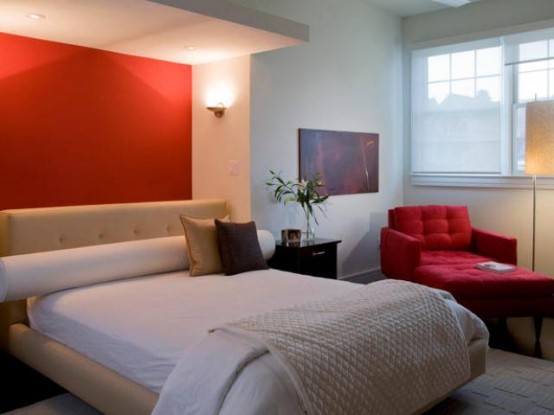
left=228, top=159, right=239, bottom=176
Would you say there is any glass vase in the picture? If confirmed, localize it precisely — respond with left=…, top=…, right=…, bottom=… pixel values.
left=303, top=209, right=315, bottom=242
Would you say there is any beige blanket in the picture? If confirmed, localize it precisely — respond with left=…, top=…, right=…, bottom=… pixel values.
left=223, top=280, right=470, bottom=415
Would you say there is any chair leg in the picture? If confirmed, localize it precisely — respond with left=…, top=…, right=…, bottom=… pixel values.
left=533, top=315, right=543, bottom=359
left=488, top=317, right=512, bottom=351
left=498, top=316, right=512, bottom=350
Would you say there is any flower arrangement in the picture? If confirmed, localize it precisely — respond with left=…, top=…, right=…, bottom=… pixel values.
left=265, top=170, right=329, bottom=240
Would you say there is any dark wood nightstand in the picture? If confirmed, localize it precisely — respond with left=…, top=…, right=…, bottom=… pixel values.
left=268, top=238, right=341, bottom=279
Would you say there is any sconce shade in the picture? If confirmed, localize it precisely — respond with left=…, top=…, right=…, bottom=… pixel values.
left=206, top=103, right=227, bottom=118
left=525, top=100, right=554, bottom=175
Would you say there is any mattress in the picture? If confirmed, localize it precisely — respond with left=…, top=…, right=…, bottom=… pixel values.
left=28, top=270, right=488, bottom=394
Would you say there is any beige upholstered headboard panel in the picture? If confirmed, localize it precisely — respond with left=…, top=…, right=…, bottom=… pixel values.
left=0, top=199, right=229, bottom=257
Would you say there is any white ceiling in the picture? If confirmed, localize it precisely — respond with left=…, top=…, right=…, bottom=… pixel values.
left=0, top=0, right=486, bottom=65
left=0, top=0, right=307, bottom=65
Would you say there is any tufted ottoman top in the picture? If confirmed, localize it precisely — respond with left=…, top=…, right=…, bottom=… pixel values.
left=415, top=263, right=554, bottom=299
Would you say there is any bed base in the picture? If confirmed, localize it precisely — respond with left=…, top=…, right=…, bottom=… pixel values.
left=9, top=322, right=487, bottom=415
left=9, top=323, right=157, bottom=415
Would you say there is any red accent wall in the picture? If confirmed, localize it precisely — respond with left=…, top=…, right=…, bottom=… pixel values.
left=0, top=33, right=192, bottom=210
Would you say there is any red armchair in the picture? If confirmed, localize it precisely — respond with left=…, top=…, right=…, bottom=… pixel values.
left=380, top=205, right=554, bottom=359
left=380, top=205, right=517, bottom=281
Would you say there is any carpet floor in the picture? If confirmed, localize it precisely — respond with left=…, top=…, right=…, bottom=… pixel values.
left=4, top=349, right=554, bottom=415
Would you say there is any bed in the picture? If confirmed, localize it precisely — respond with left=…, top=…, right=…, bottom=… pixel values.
left=0, top=199, right=489, bottom=415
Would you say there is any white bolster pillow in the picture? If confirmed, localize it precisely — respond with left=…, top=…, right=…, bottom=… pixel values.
left=0, top=236, right=188, bottom=302
left=258, top=230, right=276, bottom=260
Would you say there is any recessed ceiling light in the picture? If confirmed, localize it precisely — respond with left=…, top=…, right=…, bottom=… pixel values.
left=185, top=46, right=196, bottom=51
left=27, top=13, right=46, bottom=20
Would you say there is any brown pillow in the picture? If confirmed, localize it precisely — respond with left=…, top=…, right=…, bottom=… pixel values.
left=180, top=215, right=228, bottom=276
left=215, top=219, right=269, bottom=276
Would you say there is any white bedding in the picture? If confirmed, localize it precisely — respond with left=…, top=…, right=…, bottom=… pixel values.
left=28, top=269, right=488, bottom=403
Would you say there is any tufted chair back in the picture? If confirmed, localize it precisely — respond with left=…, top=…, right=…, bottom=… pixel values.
left=388, top=205, right=472, bottom=251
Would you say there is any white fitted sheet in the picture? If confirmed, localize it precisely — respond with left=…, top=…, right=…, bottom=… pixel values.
left=28, top=269, right=359, bottom=393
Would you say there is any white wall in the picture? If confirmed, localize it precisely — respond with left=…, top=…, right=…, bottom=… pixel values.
left=192, top=56, right=252, bottom=222
left=232, top=0, right=404, bottom=279
left=402, top=0, right=554, bottom=275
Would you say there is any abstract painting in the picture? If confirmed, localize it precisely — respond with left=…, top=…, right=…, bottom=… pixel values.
left=299, top=128, right=379, bottom=196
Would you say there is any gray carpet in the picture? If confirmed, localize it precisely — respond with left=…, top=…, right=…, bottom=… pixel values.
left=3, top=395, right=99, bottom=415
left=426, top=349, right=554, bottom=414
left=5, top=349, right=554, bottom=414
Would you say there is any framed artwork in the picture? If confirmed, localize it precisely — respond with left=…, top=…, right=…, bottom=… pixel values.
left=298, top=128, right=379, bottom=196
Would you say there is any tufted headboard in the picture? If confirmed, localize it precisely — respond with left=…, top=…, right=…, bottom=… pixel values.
left=0, top=199, right=229, bottom=351
left=0, top=199, right=229, bottom=256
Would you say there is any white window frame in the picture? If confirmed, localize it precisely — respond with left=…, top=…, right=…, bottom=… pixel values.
left=410, top=27, right=554, bottom=189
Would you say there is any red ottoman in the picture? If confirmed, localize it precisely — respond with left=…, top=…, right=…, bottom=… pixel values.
left=415, top=263, right=554, bottom=357
left=415, top=263, right=554, bottom=319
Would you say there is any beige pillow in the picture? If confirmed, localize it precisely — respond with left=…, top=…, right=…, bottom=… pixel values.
left=180, top=215, right=228, bottom=276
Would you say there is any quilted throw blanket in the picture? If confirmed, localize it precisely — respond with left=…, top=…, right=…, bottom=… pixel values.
left=221, top=279, right=470, bottom=415
left=153, top=280, right=470, bottom=415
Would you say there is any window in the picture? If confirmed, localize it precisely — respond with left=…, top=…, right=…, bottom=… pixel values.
left=507, top=29, right=554, bottom=173
left=411, top=27, right=554, bottom=178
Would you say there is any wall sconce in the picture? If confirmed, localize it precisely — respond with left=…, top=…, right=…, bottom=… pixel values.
left=205, top=84, right=233, bottom=118
left=206, top=102, right=227, bottom=118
